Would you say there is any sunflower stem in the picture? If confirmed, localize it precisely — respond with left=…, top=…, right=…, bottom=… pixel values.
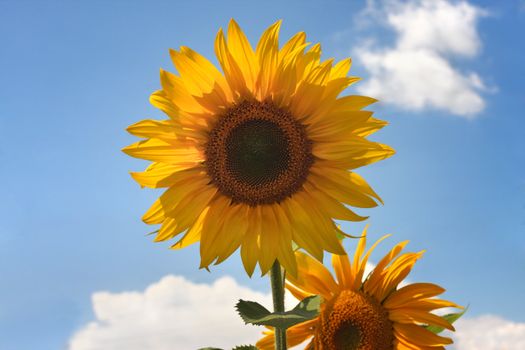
left=270, top=260, right=287, bottom=350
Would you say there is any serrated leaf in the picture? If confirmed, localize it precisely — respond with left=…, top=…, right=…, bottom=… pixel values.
left=426, top=308, right=467, bottom=334
left=235, top=299, right=272, bottom=322
left=232, top=345, right=258, bottom=350
left=236, top=295, right=321, bottom=330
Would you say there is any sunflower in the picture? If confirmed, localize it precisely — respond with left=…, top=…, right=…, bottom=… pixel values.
left=256, top=229, right=462, bottom=349
left=122, top=19, right=394, bottom=276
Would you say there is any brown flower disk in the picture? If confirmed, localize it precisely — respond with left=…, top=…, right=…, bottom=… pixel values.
left=205, top=100, right=313, bottom=205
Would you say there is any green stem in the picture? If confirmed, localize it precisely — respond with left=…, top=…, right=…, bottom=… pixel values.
left=270, top=260, right=287, bottom=350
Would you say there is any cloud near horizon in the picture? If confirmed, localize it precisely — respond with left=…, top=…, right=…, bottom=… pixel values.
left=354, top=0, right=490, bottom=118
left=68, top=275, right=272, bottom=350
left=69, top=274, right=525, bottom=350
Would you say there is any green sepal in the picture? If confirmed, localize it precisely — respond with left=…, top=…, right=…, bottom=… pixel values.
left=335, top=226, right=362, bottom=240
left=426, top=308, right=467, bottom=334
left=146, top=229, right=159, bottom=236
left=335, top=230, right=346, bottom=240
left=236, top=295, right=321, bottom=330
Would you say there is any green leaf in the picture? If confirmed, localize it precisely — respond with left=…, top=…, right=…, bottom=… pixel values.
left=236, top=299, right=272, bottom=322
left=426, top=308, right=467, bottom=334
left=236, top=295, right=321, bottom=330
left=232, top=346, right=258, bottom=350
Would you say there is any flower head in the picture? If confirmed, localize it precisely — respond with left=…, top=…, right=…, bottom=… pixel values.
left=257, top=228, right=462, bottom=349
left=123, top=20, right=394, bottom=276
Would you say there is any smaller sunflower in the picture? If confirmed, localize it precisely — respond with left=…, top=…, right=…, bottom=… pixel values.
left=257, top=228, right=462, bottom=350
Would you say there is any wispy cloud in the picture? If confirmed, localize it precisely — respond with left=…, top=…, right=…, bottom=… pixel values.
left=354, top=0, right=491, bottom=118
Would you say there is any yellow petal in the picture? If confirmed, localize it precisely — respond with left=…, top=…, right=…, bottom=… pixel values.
left=285, top=282, right=311, bottom=301
left=279, top=31, right=306, bottom=61
left=259, top=205, right=280, bottom=275
left=159, top=70, right=210, bottom=115
left=149, top=90, right=182, bottom=118
left=307, top=110, right=373, bottom=140
left=296, top=43, right=321, bottom=80
left=271, top=42, right=309, bottom=107
left=256, top=20, right=282, bottom=99
left=287, top=251, right=338, bottom=299
left=303, top=180, right=368, bottom=222
left=312, top=137, right=395, bottom=170
left=215, top=28, right=249, bottom=97
left=226, top=19, right=258, bottom=91
left=330, top=58, right=352, bottom=79
left=309, top=166, right=382, bottom=208
left=331, top=248, right=354, bottom=289
left=394, top=338, right=445, bottom=350
left=389, top=308, right=455, bottom=331
left=365, top=240, right=409, bottom=296
left=130, top=163, right=201, bottom=189
left=199, top=195, right=232, bottom=267
left=126, top=118, right=206, bottom=146
left=385, top=283, right=446, bottom=309
left=290, top=60, right=333, bottom=119
left=142, top=171, right=209, bottom=224
left=171, top=47, right=230, bottom=98
left=304, top=59, right=333, bottom=85
left=285, top=193, right=345, bottom=259
left=157, top=184, right=217, bottom=241
left=214, top=203, right=249, bottom=264
left=395, top=299, right=462, bottom=312
left=332, top=95, right=378, bottom=111
left=378, top=252, right=424, bottom=300
left=256, top=319, right=316, bottom=350
left=393, top=323, right=453, bottom=347
left=122, top=138, right=203, bottom=164
left=353, top=234, right=391, bottom=290
left=240, top=207, right=261, bottom=276
left=271, top=205, right=298, bottom=277
left=282, top=197, right=324, bottom=260
left=351, top=227, right=368, bottom=282
left=171, top=206, right=209, bottom=249
left=306, top=76, right=360, bottom=123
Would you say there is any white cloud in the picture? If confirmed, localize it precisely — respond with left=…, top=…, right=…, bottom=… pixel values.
left=67, top=263, right=384, bottom=350
left=69, top=274, right=525, bottom=350
left=355, top=0, right=490, bottom=117
left=68, top=275, right=275, bottom=350
left=453, top=315, right=525, bottom=350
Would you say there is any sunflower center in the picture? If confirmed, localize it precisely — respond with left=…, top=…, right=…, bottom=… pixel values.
left=226, top=119, right=289, bottom=186
left=315, top=290, right=394, bottom=350
left=205, top=100, right=313, bottom=205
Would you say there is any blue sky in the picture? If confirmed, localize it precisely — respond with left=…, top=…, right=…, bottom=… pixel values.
left=0, top=0, right=524, bottom=349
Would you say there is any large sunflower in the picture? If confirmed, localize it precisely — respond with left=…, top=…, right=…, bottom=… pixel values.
left=123, top=19, right=394, bottom=276
left=257, top=229, right=462, bottom=349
